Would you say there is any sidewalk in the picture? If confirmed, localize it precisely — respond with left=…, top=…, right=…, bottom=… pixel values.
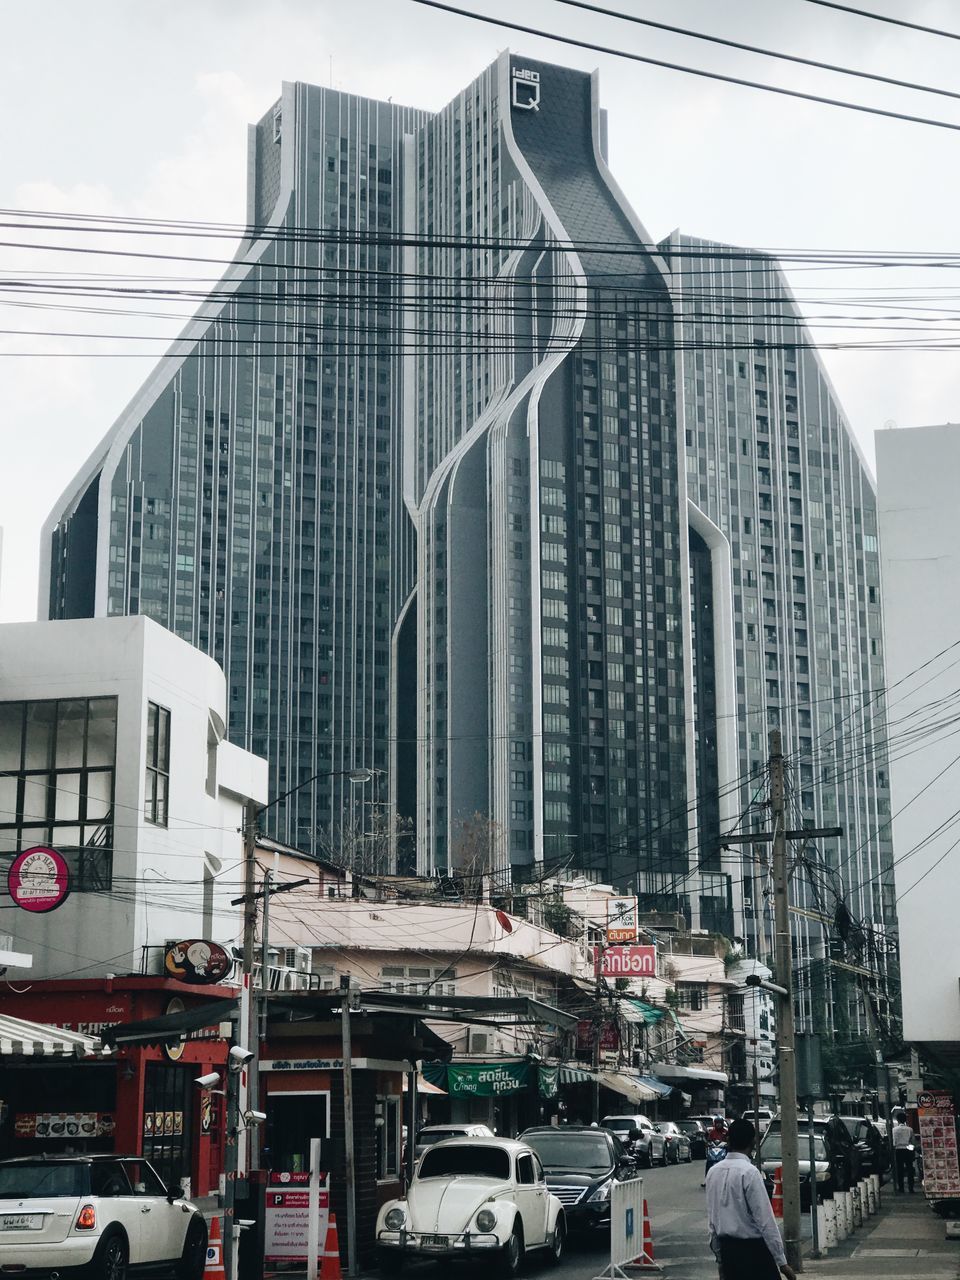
left=804, top=1192, right=960, bottom=1279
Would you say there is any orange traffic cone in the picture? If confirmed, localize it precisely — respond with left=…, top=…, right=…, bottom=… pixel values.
left=630, top=1199, right=662, bottom=1271
left=203, top=1216, right=226, bottom=1280
left=320, top=1213, right=343, bottom=1280
left=771, top=1166, right=784, bottom=1220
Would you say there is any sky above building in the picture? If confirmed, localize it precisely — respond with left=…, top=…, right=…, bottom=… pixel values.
left=3, top=0, right=959, bottom=622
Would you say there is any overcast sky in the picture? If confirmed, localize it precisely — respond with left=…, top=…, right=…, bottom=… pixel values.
left=3, top=0, right=960, bottom=622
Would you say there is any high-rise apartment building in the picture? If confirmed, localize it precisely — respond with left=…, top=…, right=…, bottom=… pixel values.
left=43, top=56, right=894, bottom=989
left=669, top=235, right=896, bottom=1038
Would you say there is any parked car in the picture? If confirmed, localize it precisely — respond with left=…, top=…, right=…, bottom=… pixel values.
left=599, top=1114, right=667, bottom=1167
left=412, top=1123, right=495, bottom=1159
left=741, top=1108, right=774, bottom=1134
left=376, top=1137, right=565, bottom=1276
left=840, top=1116, right=890, bottom=1179
left=656, top=1121, right=692, bottom=1164
left=0, top=1154, right=208, bottom=1280
left=760, top=1131, right=832, bottom=1207
left=678, top=1119, right=708, bottom=1159
left=763, top=1115, right=861, bottom=1196
left=519, top=1126, right=636, bottom=1234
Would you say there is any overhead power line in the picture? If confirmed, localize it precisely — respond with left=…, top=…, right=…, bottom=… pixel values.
left=800, top=0, right=960, bottom=43
left=406, top=0, right=960, bottom=132
left=552, top=0, right=960, bottom=102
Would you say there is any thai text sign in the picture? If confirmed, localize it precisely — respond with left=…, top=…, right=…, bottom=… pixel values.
left=446, top=1062, right=531, bottom=1096
left=596, top=945, right=656, bottom=978
left=918, top=1091, right=960, bottom=1200
left=606, top=896, right=638, bottom=944
left=265, top=1171, right=329, bottom=1261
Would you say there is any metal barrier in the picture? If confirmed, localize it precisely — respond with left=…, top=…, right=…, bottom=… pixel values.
left=593, top=1176, right=660, bottom=1278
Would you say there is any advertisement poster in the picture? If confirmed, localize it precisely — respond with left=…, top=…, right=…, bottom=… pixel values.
left=606, top=896, right=638, bottom=944
left=264, top=1171, right=329, bottom=1261
left=595, top=945, right=657, bottom=978
left=917, top=1090, right=960, bottom=1199
left=16, top=1112, right=114, bottom=1140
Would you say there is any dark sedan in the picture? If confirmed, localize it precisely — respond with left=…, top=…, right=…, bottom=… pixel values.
left=840, top=1115, right=890, bottom=1179
left=519, top=1125, right=636, bottom=1233
left=657, top=1121, right=692, bottom=1163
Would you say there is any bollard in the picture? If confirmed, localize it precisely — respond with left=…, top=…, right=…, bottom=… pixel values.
left=835, top=1193, right=848, bottom=1240
left=852, top=1184, right=863, bottom=1229
left=823, top=1197, right=838, bottom=1249
left=862, top=1179, right=874, bottom=1216
left=815, top=1201, right=829, bottom=1252
left=871, top=1173, right=881, bottom=1212
left=841, top=1190, right=853, bottom=1237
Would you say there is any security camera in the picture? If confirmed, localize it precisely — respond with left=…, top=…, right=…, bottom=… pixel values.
left=194, top=1072, right=221, bottom=1089
left=229, top=1045, right=255, bottom=1066
left=243, top=1109, right=267, bottom=1126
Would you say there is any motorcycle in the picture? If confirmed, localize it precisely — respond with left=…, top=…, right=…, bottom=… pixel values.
left=705, top=1141, right=728, bottom=1172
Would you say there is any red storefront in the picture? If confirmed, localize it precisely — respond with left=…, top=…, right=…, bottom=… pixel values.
left=0, top=978, right=235, bottom=1199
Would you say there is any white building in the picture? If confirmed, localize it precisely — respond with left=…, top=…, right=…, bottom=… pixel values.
left=0, top=616, right=268, bottom=979
left=876, top=424, right=960, bottom=1055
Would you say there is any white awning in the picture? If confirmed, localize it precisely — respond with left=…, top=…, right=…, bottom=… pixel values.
left=402, top=1073, right=447, bottom=1095
left=0, top=1015, right=102, bottom=1059
left=650, top=1062, right=728, bottom=1086
left=599, top=1070, right=660, bottom=1104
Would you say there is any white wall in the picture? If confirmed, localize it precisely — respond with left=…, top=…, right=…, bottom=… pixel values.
left=0, top=616, right=268, bottom=979
left=876, top=424, right=960, bottom=1044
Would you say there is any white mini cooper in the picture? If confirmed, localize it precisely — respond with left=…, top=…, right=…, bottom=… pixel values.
left=376, top=1137, right=565, bottom=1275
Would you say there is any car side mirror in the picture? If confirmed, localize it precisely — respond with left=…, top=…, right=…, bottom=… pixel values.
left=166, top=1186, right=179, bottom=1203
left=629, top=1128, right=640, bottom=1142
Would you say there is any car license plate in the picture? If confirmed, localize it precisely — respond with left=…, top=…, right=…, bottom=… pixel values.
left=424, top=1235, right=449, bottom=1248
left=1, top=1215, right=42, bottom=1230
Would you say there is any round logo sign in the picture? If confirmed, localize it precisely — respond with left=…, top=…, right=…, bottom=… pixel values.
left=163, top=939, right=232, bottom=986
left=8, top=846, right=70, bottom=913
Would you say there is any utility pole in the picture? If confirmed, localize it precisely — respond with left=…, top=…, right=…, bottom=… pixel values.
left=770, top=730, right=802, bottom=1273
left=341, top=975, right=359, bottom=1278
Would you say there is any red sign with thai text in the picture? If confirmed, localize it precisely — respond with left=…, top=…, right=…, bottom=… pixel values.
left=595, top=945, right=657, bottom=978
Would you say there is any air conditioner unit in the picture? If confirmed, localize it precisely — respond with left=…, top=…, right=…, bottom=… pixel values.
left=281, top=946, right=312, bottom=972
left=468, top=1031, right=490, bottom=1055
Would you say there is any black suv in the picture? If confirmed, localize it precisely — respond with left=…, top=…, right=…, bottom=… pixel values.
left=519, top=1126, right=636, bottom=1232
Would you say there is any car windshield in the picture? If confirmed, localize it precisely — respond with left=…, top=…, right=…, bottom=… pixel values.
left=0, top=1162, right=89, bottom=1199
left=418, top=1146, right=510, bottom=1180
left=601, top=1117, right=637, bottom=1131
left=763, top=1136, right=828, bottom=1161
left=660, top=1124, right=679, bottom=1135
left=678, top=1123, right=701, bottom=1134
left=417, top=1129, right=466, bottom=1147
left=523, top=1133, right=613, bottom=1172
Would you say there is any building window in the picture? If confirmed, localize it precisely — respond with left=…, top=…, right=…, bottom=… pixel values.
left=0, top=696, right=117, bottom=891
left=145, top=702, right=170, bottom=826
left=376, top=1095, right=401, bottom=1181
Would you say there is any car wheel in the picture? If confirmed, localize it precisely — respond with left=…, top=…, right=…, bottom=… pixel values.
left=93, top=1230, right=128, bottom=1280
left=499, top=1218, right=524, bottom=1278
left=548, top=1215, right=566, bottom=1267
left=377, top=1249, right=406, bottom=1275
left=177, top=1215, right=208, bottom=1280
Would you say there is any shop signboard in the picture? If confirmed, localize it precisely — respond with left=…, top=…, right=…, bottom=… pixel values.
left=265, top=1171, right=329, bottom=1261
left=163, top=940, right=232, bottom=985
left=606, top=896, right=638, bottom=944
left=917, top=1090, right=960, bottom=1199
left=15, top=1112, right=115, bottom=1140
left=595, top=944, right=656, bottom=978
left=446, top=1062, right=532, bottom=1096
left=8, top=846, right=69, bottom=913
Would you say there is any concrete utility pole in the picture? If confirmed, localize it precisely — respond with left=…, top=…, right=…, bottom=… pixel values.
left=341, top=975, right=359, bottom=1279
left=770, top=729, right=802, bottom=1273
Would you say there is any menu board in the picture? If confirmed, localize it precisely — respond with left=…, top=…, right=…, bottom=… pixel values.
left=917, top=1090, right=960, bottom=1199
left=15, top=1112, right=115, bottom=1140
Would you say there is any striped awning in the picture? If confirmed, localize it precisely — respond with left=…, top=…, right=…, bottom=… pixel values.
left=558, top=1065, right=597, bottom=1084
left=599, top=1070, right=660, bottom=1104
left=0, top=1014, right=102, bottom=1059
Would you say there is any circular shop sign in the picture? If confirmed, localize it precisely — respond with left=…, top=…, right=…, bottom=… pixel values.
left=8, top=846, right=70, bottom=913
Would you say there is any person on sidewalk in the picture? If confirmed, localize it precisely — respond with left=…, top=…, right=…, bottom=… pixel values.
left=706, top=1118, right=797, bottom=1280
left=892, top=1108, right=917, bottom=1193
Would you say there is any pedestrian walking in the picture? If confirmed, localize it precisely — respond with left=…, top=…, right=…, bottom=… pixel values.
left=706, top=1118, right=796, bottom=1280
left=892, top=1109, right=917, bottom=1193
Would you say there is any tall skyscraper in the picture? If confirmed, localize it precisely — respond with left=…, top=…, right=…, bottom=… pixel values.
left=43, top=55, right=895, bottom=996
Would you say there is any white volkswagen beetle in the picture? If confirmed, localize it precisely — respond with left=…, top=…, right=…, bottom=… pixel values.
left=376, top=1137, right=565, bottom=1275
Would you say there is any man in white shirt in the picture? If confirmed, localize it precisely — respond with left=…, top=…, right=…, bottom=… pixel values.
left=706, top=1119, right=796, bottom=1280
left=892, top=1109, right=917, bottom=1193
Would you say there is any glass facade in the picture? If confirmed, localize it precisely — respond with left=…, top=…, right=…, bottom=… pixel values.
left=0, top=696, right=117, bottom=890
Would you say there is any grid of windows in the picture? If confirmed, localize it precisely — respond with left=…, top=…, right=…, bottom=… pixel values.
left=0, top=697, right=117, bottom=890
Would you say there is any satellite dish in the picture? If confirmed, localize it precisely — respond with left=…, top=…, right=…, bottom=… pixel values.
left=495, top=909, right=514, bottom=933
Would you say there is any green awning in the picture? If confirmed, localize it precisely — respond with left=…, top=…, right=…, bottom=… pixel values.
left=558, top=1065, right=597, bottom=1084
left=626, top=998, right=667, bottom=1025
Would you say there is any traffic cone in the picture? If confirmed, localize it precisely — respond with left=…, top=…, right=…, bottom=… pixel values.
left=771, top=1166, right=784, bottom=1220
left=320, top=1213, right=343, bottom=1280
left=630, top=1199, right=662, bottom=1271
left=203, top=1216, right=226, bottom=1280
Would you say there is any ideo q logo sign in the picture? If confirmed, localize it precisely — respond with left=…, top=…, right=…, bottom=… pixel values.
left=512, top=67, right=541, bottom=112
